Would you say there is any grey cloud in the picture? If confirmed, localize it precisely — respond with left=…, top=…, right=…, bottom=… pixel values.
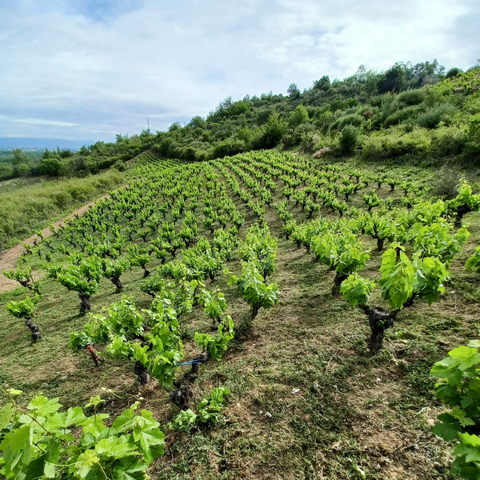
left=0, top=0, right=479, bottom=141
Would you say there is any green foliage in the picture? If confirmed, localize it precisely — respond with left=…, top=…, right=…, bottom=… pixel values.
left=3, top=266, right=41, bottom=294
left=6, top=294, right=40, bottom=320
left=228, top=261, right=279, bottom=319
left=69, top=296, right=184, bottom=387
left=431, top=342, right=480, bottom=479
left=239, top=224, right=278, bottom=279
left=197, top=387, right=231, bottom=424
left=168, top=387, right=231, bottom=431
left=417, top=103, right=456, bottom=129
left=466, top=246, right=480, bottom=273
left=339, top=125, right=359, bottom=155
left=0, top=392, right=164, bottom=479
left=379, top=245, right=448, bottom=309
left=256, top=112, right=288, bottom=149
left=445, top=180, right=480, bottom=223
left=213, top=138, right=246, bottom=159
left=311, top=231, right=369, bottom=276
left=38, top=156, right=62, bottom=176
left=397, top=89, right=425, bottom=106
left=340, top=274, right=375, bottom=307
left=168, top=409, right=198, bottom=432
left=330, top=114, right=364, bottom=132
left=194, top=315, right=234, bottom=360
left=289, top=105, right=310, bottom=128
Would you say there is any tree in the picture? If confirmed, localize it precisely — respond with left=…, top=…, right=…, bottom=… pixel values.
left=257, top=112, right=287, bottom=148
left=378, top=62, right=411, bottom=93
left=38, top=156, right=61, bottom=175
left=446, top=67, right=463, bottom=78
left=287, top=83, right=301, bottom=99
left=15, top=163, right=31, bottom=177
left=289, top=105, right=309, bottom=128
left=339, top=125, right=359, bottom=155
left=313, top=75, right=330, bottom=91
left=11, top=149, right=28, bottom=166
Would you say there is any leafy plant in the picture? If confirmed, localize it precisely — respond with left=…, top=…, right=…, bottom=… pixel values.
left=228, top=261, right=279, bottom=319
left=6, top=294, right=42, bottom=340
left=0, top=390, right=164, bottom=480
left=431, top=342, right=480, bottom=479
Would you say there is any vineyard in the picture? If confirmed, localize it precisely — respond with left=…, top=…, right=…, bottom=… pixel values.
left=2, top=150, right=480, bottom=479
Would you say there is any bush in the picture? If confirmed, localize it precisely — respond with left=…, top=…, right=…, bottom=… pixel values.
left=339, top=125, right=359, bottom=155
left=430, top=165, right=462, bottom=199
left=0, top=163, right=14, bottom=180
left=446, top=67, right=463, bottom=78
left=282, top=124, right=316, bottom=149
left=397, top=89, right=425, bottom=106
left=383, top=105, right=420, bottom=128
left=38, top=156, right=62, bottom=176
left=330, top=114, right=364, bottom=132
left=289, top=105, right=309, bottom=128
left=254, top=112, right=287, bottom=149
left=361, top=127, right=431, bottom=159
left=213, top=138, right=246, bottom=158
left=417, top=103, right=456, bottom=129
left=431, top=127, right=467, bottom=157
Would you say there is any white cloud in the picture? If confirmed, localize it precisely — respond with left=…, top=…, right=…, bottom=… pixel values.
left=0, top=0, right=478, bottom=141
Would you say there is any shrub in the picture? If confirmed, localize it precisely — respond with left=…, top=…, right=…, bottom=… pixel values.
left=339, top=125, right=359, bottom=155
left=282, top=124, right=315, bottom=149
left=430, top=165, right=462, bottom=199
left=361, top=127, right=431, bottom=159
left=417, top=103, right=456, bottom=129
left=383, top=105, right=420, bottom=128
left=431, top=126, right=467, bottom=157
left=229, top=100, right=250, bottom=116
left=38, top=156, right=62, bottom=176
left=213, top=138, right=246, bottom=158
left=289, top=105, right=309, bottom=128
left=255, top=112, right=287, bottom=149
left=446, top=67, right=463, bottom=78
left=330, top=114, right=364, bottom=132
left=397, top=89, right=425, bottom=106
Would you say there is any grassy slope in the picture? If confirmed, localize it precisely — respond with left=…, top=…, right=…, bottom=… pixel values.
left=0, top=169, right=126, bottom=253
left=1, top=156, right=479, bottom=479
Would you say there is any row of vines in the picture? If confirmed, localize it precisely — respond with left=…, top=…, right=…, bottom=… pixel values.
left=2, top=150, right=480, bottom=478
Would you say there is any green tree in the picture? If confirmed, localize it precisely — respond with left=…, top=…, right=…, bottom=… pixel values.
left=287, top=83, right=301, bottom=99
left=38, top=156, right=61, bottom=175
left=289, top=104, right=309, bottom=128
left=11, top=149, right=28, bottom=166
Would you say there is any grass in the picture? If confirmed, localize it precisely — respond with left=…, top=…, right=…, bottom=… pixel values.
left=0, top=169, right=125, bottom=252
left=1, top=155, right=480, bottom=479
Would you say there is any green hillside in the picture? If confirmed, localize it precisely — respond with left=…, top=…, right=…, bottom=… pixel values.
left=2, top=65, right=480, bottom=480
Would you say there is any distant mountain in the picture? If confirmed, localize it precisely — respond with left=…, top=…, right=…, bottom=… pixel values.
left=0, top=138, right=94, bottom=151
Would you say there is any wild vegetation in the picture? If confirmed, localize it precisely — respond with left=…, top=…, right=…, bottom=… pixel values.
left=1, top=64, right=480, bottom=479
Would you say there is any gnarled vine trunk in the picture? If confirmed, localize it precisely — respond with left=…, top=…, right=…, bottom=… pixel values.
left=25, top=317, right=42, bottom=340
left=169, top=355, right=207, bottom=409
left=332, top=272, right=347, bottom=296
left=110, top=277, right=123, bottom=293
left=134, top=361, right=150, bottom=385
left=79, top=293, right=92, bottom=314
left=359, top=305, right=397, bottom=354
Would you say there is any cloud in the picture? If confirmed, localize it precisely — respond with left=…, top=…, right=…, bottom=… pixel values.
left=0, top=0, right=479, bottom=141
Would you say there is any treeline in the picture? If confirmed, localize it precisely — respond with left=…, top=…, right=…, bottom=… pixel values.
left=121, top=59, right=479, bottom=166
left=2, top=59, right=479, bottom=183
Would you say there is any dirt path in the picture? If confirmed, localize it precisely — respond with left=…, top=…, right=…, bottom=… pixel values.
left=0, top=195, right=109, bottom=293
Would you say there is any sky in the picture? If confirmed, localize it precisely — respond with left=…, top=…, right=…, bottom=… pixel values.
left=0, top=0, right=479, bottom=143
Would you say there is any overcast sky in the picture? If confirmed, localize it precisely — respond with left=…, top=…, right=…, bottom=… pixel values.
left=0, top=0, right=479, bottom=142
